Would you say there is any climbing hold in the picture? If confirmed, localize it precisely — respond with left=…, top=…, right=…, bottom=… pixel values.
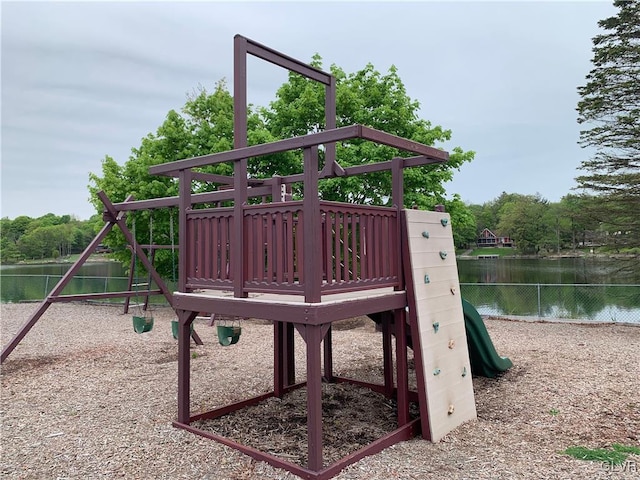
left=432, top=322, right=439, bottom=333
left=424, top=274, right=430, bottom=284
left=448, top=404, right=455, bottom=415
left=433, top=368, right=441, bottom=376
left=440, top=218, right=448, bottom=226
left=450, top=287, right=457, bottom=295
left=439, top=251, right=448, bottom=259
left=422, top=231, right=430, bottom=238
left=448, top=339, right=455, bottom=349
left=462, top=367, right=468, bottom=377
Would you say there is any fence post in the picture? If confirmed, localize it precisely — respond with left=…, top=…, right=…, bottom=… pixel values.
left=537, top=284, right=541, bottom=319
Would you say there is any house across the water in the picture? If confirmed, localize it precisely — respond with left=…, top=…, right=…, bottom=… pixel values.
left=477, top=228, right=514, bottom=247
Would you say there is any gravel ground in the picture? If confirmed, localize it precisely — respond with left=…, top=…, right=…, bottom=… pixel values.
left=1, top=302, right=639, bottom=479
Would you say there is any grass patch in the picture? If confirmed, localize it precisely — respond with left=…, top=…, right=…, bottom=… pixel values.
left=563, top=444, right=639, bottom=465
left=612, top=444, right=640, bottom=455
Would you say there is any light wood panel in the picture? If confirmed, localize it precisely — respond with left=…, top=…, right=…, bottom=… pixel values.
left=404, top=209, right=476, bottom=442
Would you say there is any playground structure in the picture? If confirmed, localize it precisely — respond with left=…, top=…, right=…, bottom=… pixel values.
left=1, top=35, right=512, bottom=480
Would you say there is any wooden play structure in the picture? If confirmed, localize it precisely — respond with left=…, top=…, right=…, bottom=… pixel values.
left=152, top=36, right=478, bottom=478
left=1, top=35, right=514, bottom=480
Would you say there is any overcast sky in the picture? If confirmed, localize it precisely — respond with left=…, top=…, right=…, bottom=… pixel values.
left=1, top=1, right=616, bottom=220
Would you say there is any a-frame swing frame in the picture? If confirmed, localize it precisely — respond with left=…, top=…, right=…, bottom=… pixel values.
left=0, top=191, right=202, bottom=364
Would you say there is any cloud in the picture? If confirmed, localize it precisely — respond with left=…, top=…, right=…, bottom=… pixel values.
left=0, top=1, right=616, bottom=219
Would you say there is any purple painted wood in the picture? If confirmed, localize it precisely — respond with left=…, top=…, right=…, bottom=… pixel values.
left=395, top=307, right=410, bottom=426
left=184, top=201, right=401, bottom=297
left=306, top=324, right=324, bottom=471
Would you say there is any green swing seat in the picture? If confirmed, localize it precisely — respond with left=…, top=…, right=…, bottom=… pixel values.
left=132, top=315, right=154, bottom=334
left=171, top=320, right=194, bottom=340
left=217, top=325, right=242, bottom=346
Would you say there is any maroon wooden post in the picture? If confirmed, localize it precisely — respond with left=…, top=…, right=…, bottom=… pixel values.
left=177, top=309, right=197, bottom=423
left=274, top=321, right=285, bottom=398
left=395, top=307, right=410, bottom=426
left=233, top=34, right=249, bottom=298
left=323, top=75, right=337, bottom=174
left=303, top=146, right=321, bottom=303
left=381, top=312, right=394, bottom=397
left=286, top=323, right=296, bottom=386
left=306, top=324, right=324, bottom=471
left=323, top=327, right=334, bottom=382
left=178, top=170, right=192, bottom=293
left=391, top=157, right=403, bottom=210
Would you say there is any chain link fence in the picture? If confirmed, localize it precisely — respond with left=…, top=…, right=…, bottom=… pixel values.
left=0, top=275, right=175, bottom=305
left=2, top=275, right=639, bottom=324
left=460, top=283, right=640, bottom=324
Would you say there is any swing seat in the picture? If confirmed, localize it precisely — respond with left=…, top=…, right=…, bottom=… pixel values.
left=171, top=320, right=194, bottom=340
left=217, top=325, right=241, bottom=346
left=133, top=315, right=154, bottom=334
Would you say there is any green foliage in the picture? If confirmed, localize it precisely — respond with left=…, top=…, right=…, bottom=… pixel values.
left=265, top=61, right=474, bottom=207
left=576, top=0, right=640, bottom=259
left=0, top=214, right=96, bottom=263
left=563, top=445, right=634, bottom=466
left=88, top=60, right=475, bottom=276
left=468, top=192, right=605, bottom=254
left=612, top=444, right=640, bottom=455
left=444, top=195, right=477, bottom=249
left=497, top=194, right=549, bottom=255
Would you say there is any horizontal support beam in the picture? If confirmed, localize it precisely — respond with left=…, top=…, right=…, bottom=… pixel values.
left=150, top=125, right=361, bottom=175
left=360, top=126, right=449, bottom=162
left=149, top=125, right=449, bottom=176
left=240, top=35, right=332, bottom=85
left=48, top=290, right=164, bottom=302
left=173, top=290, right=407, bottom=325
left=174, top=411, right=420, bottom=480
left=283, top=155, right=445, bottom=184
left=106, top=185, right=273, bottom=212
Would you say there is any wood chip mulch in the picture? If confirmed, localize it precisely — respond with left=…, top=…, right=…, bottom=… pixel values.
left=1, top=303, right=639, bottom=479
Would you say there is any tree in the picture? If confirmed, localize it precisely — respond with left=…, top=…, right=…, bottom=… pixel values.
left=265, top=60, right=474, bottom=207
left=497, top=194, right=550, bottom=255
left=576, top=0, right=640, bottom=256
left=89, top=62, right=475, bottom=276
left=444, top=195, right=478, bottom=249
left=0, top=214, right=95, bottom=262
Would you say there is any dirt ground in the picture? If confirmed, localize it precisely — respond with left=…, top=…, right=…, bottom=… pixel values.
left=1, top=303, right=639, bottom=479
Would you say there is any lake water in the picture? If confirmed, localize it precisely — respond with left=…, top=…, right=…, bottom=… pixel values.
left=457, top=257, right=640, bottom=284
left=1, top=258, right=638, bottom=322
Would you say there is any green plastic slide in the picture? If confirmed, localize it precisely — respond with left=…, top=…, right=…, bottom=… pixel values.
left=462, top=298, right=513, bottom=378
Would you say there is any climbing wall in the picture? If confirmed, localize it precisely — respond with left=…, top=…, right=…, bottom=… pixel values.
left=403, top=209, right=477, bottom=442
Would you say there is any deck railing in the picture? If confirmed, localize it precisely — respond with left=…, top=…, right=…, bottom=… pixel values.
left=184, top=201, right=399, bottom=296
